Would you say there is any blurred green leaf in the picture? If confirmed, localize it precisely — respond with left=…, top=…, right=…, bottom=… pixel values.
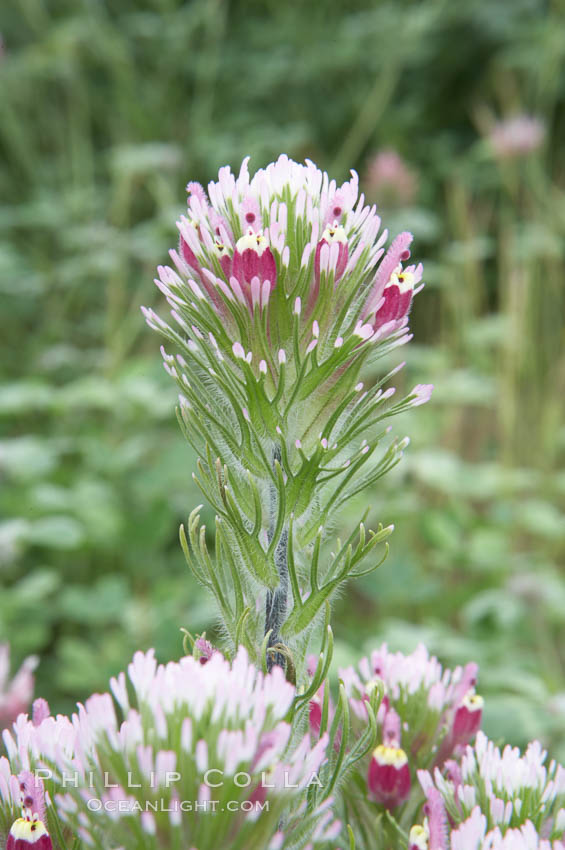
left=27, top=516, right=85, bottom=549
left=0, top=437, right=58, bottom=480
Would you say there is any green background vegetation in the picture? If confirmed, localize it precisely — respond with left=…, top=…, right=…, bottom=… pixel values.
left=1, top=0, right=564, bottom=757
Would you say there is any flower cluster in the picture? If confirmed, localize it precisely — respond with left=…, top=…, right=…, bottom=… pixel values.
left=412, top=731, right=565, bottom=849
left=144, top=156, right=425, bottom=468
left=419, top=809, right=565, bottom=850
left=1, top=648, right=338, bottom=850
left=143, top=156, right=431, bottom=674
left=1, top=644, right=37, bottom=731
left=332, top=644, right=482, bottom=839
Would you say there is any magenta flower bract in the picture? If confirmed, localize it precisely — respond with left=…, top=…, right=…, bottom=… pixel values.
left=368, top=744, right=411, bottom=808
left=5, top=771, right=52, bottom=850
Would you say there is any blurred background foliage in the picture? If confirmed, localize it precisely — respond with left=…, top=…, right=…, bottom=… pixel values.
left=1, top=0, right=565, bottom=757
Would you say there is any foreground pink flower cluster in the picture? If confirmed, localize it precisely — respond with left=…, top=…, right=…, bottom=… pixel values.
left=2, top=640, right=564, bottom=850
left=1, top=648, right=337, bottom=850
left=315, top=644, right=484, bottom=825
left=342, top=644, right=482, bottom=807
left=412, top=731, right=565, bottom=849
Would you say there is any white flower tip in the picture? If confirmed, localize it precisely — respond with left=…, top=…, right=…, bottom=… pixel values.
left=232, top=342, right=245, bottom=359
left=411, top=383, right=434, bottom=405
left=141, top=813, right=156, bottom=835
left=242, top=407, right=251, bottom=422
left=334, top=337, right=344, bottom=348
left=354, top=321, right=374, bottom=341
left=294, top=297, right=302, bottom=315
left=278, top=349, right=286, bottom=364
left=355, top=382, right=364, bottom=391
left=276, top=426, right=282, bottom=435
left=295, top=439, right=302, bottom=449
left=312, top=320, right=320, bottom=338
left=259, top=359, right=267, bottom=374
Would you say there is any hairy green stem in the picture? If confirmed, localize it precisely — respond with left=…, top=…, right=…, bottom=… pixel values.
left=265, top=446, right=289, bottom=671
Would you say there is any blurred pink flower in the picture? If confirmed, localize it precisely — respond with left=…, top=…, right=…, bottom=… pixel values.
left=194, top=635, right=215, bottom=664
left=364, top=149, right=418, bottom=206
left=489, top=115, right=545, bottom=159
left=0, top=644, right=38, bottom=729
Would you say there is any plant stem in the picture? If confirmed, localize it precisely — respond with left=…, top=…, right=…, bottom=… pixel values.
left=265, top=446, right=289, bottom=671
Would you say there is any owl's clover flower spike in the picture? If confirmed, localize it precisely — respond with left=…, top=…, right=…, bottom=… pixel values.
left=144, top=155, right=432, bottom=677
